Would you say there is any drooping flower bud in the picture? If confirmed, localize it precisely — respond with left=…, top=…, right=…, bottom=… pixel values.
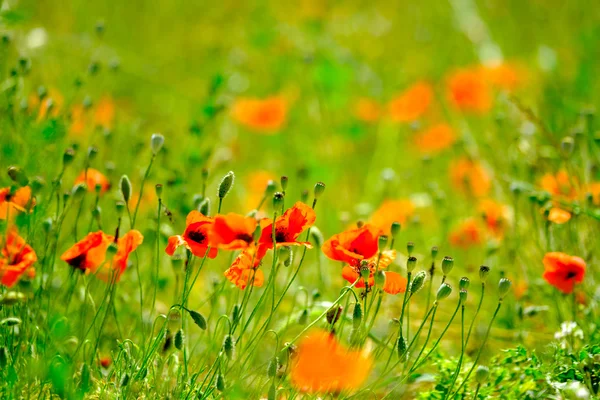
left=352, top=303, right=362, bottom=329
left=410, top=271, right=426, bottom=294
left=326, top=305, right=343, bottom=326
left=397, top=336, right=408, bottom=359
left=441, top=256, right=454, bottom=276
left=390, top=221, right=401, bottom=239
left=436, top=283, right=453, bottom=301
left=216, top=373, right=225, bottom=391
left=267, top=357, right=279, bottom=378
left=498, top=278, right=512, bottom=299
left=310, top=226, right=323, bottom=248
left=174, top=329, right=184, bottom=350
left=475, top=365, right=490, bottom=384
left=217, top=171, right=235, bottom=199
left=150, top=133, right=165, bottom=155
left=313, top=181, right=326, bottom=199
left=63, top=148, right=76, bottom=167
left=222, top=334, right=235, bottom=360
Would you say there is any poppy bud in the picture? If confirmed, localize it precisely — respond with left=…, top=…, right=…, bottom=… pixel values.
left=252, top=224, right=262, bottom=243
left=374, top=270, right=386, bottom=287
left=115, top=201, right=125, bottom=217
left=232, top=304, right=241, bottom=325
left=431, top=246, right=439, bottom=260
left=352, top=303, right=362, bottom=329
left=280, top=175, right=288, bottom=191
left=406, top=241, right=415, bottom=256
left=410, top=271, right=426, bottom=294
left=273, top=192, right=284, bottom=210
left=174, top=329, right=184, bottom=350
left=94, top=183, right=103, bottom=194
left=310, top=226, right=323, bottom=248
left=119, top=175, right=132, bottom=202
left=436, top=283, right=452, bottom=301
left=479, top=265, right=490, bottom=282
left=459, top=289, right=468, bottom=304
left=397, top=336, right=408, bottom=358
left=300, top=189, right=309, bottom=203
left=7, top=166, right=28, bottom=186
left=267, top=357, right=279, bottom=378
left=378, top=235, right=388, bottom=250
left=560, top=136, right=575, bottom=155
left=279, top=246, right=293, bottom=267
left=72, top=183, right=87, bottom=201
left=298, top=309, right=309, bottom=325
left=92, top=206, right=101, bottom=219
left=312, top=289, right=321, bottom=301
left=0, top=292, right=27, bottom=306
left=441, top=256, right=454, bottom=275
left=475, top=365, right=489, bottom=384
left=63, top=148, right=76, bottom=167
left=265, top=180, right=277, bottom=197
left=87, top=146, right=98, bottom=162
left=155, top=184, right=163, bottom=198
left=216, top=373, right=225, bottom=391
left=313, top=181, right=326, bottom=199
left=201, top=168, right=209, bottom=181
left=390, top=221, right=401, bottom=239
left=326, top=305, right=343, bottom=326
left=459, top=277, right=470, bottom=290
left=42, top=218, right=53, bottom=234
left=151, top=133, right=165, bottom=155
left=498, top=278, right=512, bottom=299
left=1, top=34, right=9, bottom=44
left=407, top=256, right=417, bottom=272
left=198, top=198, right=210, bottom=216
left=223, top=334, right=235, bottom=360
left=217, top=171, right=235, bottom=199
left=31, top=176, right=45, bottom=195
left=120, top=373, right=130, bottom=388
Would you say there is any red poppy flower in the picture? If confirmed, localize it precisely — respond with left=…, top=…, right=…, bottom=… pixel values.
left=61, top=230, right=143, bottom=282
left=166, top=211, right=218, bottom=258
left=543, top=252, right=586, bottom=294
left=0, top=186, right=35, bottom=219
left=447, top=68, right=492, bottom=113
left=209, top=213, right=257, bottom=250
left=290, top=329, right=372, bottom=393
left=257, top=201, right=315, bottom=258
left=223, top=247, right=264, bottom=290
left=0, top=228, right=37, bottom=287
left=74, top=169, right=111, bottom=194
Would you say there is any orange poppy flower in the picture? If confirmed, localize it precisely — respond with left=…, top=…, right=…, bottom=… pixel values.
left=542, top=252, right=586, bottom=294
left=481, top=63, right=523, bottom=92
left=94, top=96, right=115, bottom=130
left=0, top=186, right=35, bottom=219
left=257, top=202, right=316, bottom=258
left=341, top=250, right=407, bottom=294
left=61, top=230, right=143, bottom=282
left=290, top=329, right=372, bottom=393
left=414, top=123, right=457, bottom=154
left=370, top=200, right=415, bottom=235
left=354, top=98, right=381, bottom=123
left=587, top=182, right=600, bottom=205
left=223, top=247, right=264, bottom=290
left=210, top=213, right=257, bottom=250
left=540, top=170, right=578, bottom=200
left=0, top=228, right=37, bottom=288
left=388, top=81, right=433, bottom=123
left=166, top=211, right=218, bottom=258
left=322, top=224, right=381, bottom=267
left=449, top=218, right=484, bottom=248
left=547, top=207, right=571, bottom=224
left=478, top=199, right=509, bottom=237
left=231, top=96, right=287, bottom=133
left=74, top=169, right=111, bottom=194
left=447, top=68, right=492, bottom=113
left=449, top=157, right=491, bottom=197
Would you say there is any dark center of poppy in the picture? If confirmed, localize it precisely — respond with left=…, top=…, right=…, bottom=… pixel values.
left=66, top=253, right=87, bottom=272
left=275, top=230, right=287, bottom=243
left=188, top=230, right=206, bottom=244
left=566, top=271, right=577, bottom=279
left=236, top=233, right=253, bottom=243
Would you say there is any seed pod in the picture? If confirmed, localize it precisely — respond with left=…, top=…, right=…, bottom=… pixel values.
left=217, top=171, right=235, bottom=199
left=441, top=256, right=454, bottom=275
left=72, top=183, right=87, bottom=201
left=410, top=271, right=426, bottom=294
left=216, top=373, right=225, bottom=391
left=406, top=241, right=415, bottom=256
left=151, top=133, right=165, bottom=155
left=7, top=166, right=28, bottom=186
left=498, top=278, right=512, bottom=299
left=120, top=373, right=130, bottom=387
left=459, top=277, right=470, bottom=290
left=267, top=357, right=279, bottom=378
left=119, top=175, right=132, bottom=202
left=174, top=329, right=184, bottom=350
left=407, top=256, right=417, bottom=272
left=374, top=270, right=386, bottom=287
left=223, top=335, right=235, bottom=360
left=87, top=146, right=98, bottom=161
left=431, top=246, right=439, bottom=259
left=280, top=176, right=288, bottom=191
left=475, top=365, right=490, bottom=384
left=273, top=192, right=284, bottom=210
left=31, top=176, right=45, bottom=194
left=479, top=265, right=490, bottom=282
left=313, top=182, right=326, bottom=199
left=459, top=289, right=468, bottom=304
left=378, top=235, right=388, bottom=250
left=390, top=221, right=401, bottom=239
left=155, top=184, right=163, bottom=198
left=436, top=283, right=453, bottom=301
left=352, top=303, right=362, bottom=329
